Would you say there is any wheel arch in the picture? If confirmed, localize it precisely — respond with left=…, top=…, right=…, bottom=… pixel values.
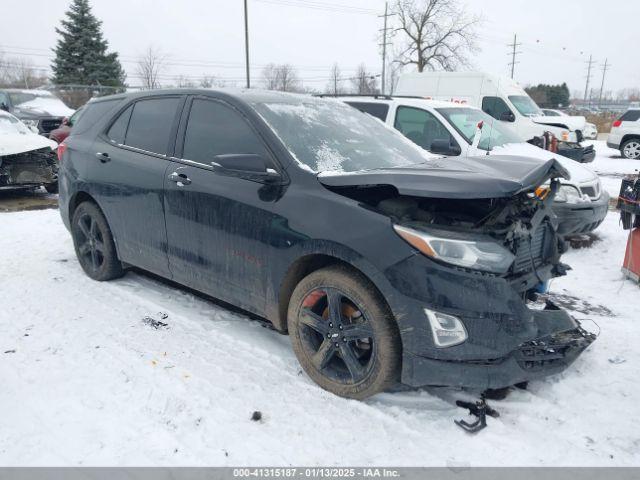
left=621, top=134, right=640, bottom=145
left=274, top=251, right=395, bottom=334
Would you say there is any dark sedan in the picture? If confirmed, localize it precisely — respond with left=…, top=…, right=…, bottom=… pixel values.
left=57, top=89, right=594, bottom=399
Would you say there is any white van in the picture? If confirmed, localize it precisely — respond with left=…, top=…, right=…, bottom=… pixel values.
left=395, top=72, right=595, bottom=163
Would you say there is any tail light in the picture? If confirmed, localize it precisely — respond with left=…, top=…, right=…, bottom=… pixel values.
left=57, top=142, right=68, bottom=163
left=612, top=120, right=622, bottom=128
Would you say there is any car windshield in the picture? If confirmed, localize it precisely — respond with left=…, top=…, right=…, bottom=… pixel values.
left=437, top=107, right=522, bottom=151
left=508, top=95, right=543, bottom=117
left=0, top=113, right=29, bottom=135
left=252, top=99, right=433, bottom=173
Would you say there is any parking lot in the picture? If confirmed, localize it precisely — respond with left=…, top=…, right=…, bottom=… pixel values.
left=1, top=141, right=639, bottom=466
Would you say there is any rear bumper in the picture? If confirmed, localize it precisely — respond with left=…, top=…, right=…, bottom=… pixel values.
left=402, top=306, right=595, bottom=389
left=557, top=142, right=595, bottom=163
left=607, top=140, right=620, bottom=149
left=552, top=192, right=610, bottom=236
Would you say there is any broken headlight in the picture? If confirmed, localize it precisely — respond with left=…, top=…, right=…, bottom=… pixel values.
left=393, top=225, right=515, bottom=274
left=554, top=184, right=590, bottom=204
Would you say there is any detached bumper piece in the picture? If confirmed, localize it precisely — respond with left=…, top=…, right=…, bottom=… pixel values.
left=557, top=142, right=595, bottom=163
left=516, top=324, right=596, bottom=372
left=403, top=305, right=596, bottom=390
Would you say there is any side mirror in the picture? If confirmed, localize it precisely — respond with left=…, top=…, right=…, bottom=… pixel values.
left=211, top=154, right=281, bottom=182
left=500, top=111, right=516, bottom=122
left=430, top=139, right=462, bottom=156
left=0, top=103, right=8, bottom=112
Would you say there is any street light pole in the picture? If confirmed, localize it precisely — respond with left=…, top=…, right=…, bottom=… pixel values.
left=244, top=0, right=250, bottom=88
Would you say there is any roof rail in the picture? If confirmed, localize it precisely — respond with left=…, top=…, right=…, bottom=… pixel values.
left=314, top=93, right=429, bottom=101
left=314, top=93, right=394, bottom=100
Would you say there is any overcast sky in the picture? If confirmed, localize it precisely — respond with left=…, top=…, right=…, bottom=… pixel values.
left=2, top=0, right=638, bottom=96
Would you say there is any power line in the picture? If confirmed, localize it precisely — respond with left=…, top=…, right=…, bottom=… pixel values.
left=251, top=0, right=378, bottom=15
left=507, top=33, right=522, bottom=79
left=584, top=53, right=595, bottom=106
left=598, top=58, right=610, bottom=107
left=378, top=1, right=394, bottom=95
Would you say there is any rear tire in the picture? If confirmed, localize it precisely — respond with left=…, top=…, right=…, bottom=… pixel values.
left=71, top=201, right=124, bottom=281
left=287, top=265, right=401, bottom=400
left=621, top=139, right=640, bottom=159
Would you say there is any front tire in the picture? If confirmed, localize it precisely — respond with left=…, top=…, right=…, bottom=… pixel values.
left=621, top=139, right=640, bottom=159
left=71, top=202, right=124, bottom=281
left=287, top=265, right=401, bottom=400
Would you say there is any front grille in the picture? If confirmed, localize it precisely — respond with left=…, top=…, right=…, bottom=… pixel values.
left=39, top=118, right=62, bottom=134
left=512, top=223, right=552, bottom=274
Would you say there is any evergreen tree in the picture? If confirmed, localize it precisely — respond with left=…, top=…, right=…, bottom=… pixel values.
left=51, top=0, right=125, bottom=86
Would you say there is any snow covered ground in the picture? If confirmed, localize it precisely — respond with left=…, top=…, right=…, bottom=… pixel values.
left=585, top=140, right=639, bottom=198
left=1, top=141, right=639, bottom=467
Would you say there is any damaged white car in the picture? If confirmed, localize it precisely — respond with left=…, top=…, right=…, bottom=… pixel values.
left=0, top=110, right=59, bottom=193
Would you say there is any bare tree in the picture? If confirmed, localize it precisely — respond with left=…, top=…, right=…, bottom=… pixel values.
left=325, top=63, right=343, bottom=95
left=350, top=64, right=378, bottom=94
left=262, top=63, right=301, bottom=92
left=0, top=54, right=47, bottom=88
left=393, top=0, right=478, bottom=72
left=136, top=46, right=165, bottom=90
left=200, top=75, right=227, bottom=88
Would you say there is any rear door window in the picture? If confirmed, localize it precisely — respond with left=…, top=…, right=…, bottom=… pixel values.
left=182, top=98, right=270, bottom=164
left=620, top=110, right=640, bottom=122
left=482, top=96, right=513, bottom=121
left=346, top=102, right=390, bottom=122
left=124, top=97, right=181, bottom=155
left=394, top=106, right=456, bottom=152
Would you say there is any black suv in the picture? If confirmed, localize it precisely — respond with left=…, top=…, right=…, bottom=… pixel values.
left=58, top=89, right=594, bottom=399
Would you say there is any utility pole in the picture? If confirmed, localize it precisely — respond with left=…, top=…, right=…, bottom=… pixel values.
left=584, top=54, right=595, bottom=107
left=244, top=0, right=250, bottom=88
left=507, top=33, right=522, bottom=79
left=598, top=58, right=610, bottom=108
left=378, top=2, right=394, bottom=95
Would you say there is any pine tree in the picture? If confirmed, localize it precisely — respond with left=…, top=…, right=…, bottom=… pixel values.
left=51, top=0, right=126, bottom=87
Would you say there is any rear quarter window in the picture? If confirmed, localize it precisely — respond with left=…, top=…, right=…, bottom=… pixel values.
left=72, top=98, right=123, bottom=135
left=620, top=110, right=640, bottom=122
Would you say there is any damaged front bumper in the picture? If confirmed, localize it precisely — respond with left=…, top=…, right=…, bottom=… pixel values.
left=557, top=142, right=596, bottom=163
left=553, top=191, right=610, bottom=236
left=402, top=303, right=595, bottom=389
left=0, top=149, right=58, bottom=190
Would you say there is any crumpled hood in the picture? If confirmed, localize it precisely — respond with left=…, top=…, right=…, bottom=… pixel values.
left=317, top=155, right=570, bottom=199
left=489, top=143, right=596, bottom=184
left=0, top=131, right=58, bottom=156
left=531, top=115, right=586, bottom=132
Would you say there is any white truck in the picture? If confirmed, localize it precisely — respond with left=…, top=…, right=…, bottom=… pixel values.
left=395, top=72, right=595, bottom=163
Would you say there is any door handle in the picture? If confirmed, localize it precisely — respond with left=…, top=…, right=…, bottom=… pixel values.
left=95, top=152, right=110, bottom=163
left=168, top=171, right=192, bottom=186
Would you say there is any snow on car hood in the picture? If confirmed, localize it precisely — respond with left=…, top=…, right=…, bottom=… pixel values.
left=489, top=142, right=596, bottom=184
left=318, top=155, right=569, bottom=199
left=0, top=117, right=57, bottom=156
left=14, top=97, right=75, bottom=118
left=531, top=115, right=586, bottom=132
